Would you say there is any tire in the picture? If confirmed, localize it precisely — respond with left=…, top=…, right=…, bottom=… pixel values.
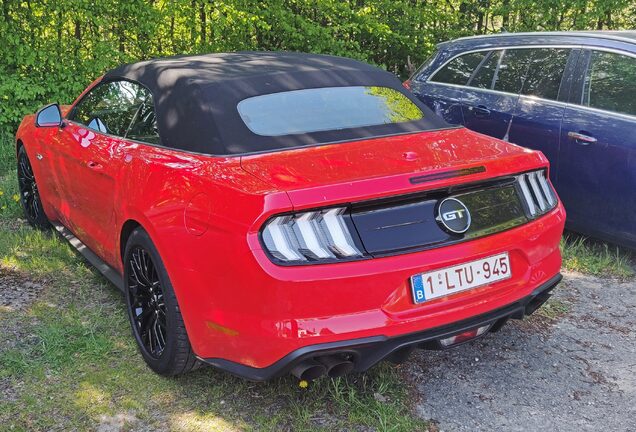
left=16, top=146, right=49, bottom=230
left=123, top=227, right=200, bottom=375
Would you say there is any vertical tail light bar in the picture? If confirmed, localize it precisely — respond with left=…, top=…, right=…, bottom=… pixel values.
left=264, top=216, right=306, bottom=262
left=528, top=171, right=547, bottom=211
left=261, top=207, right=364, bottom=264
left=517, top=170, right=557, bottom=218
left=517, top=174, right=537, bottom=216
left=319, top=208, right=362, bottom=257
left=537, top=173, right=556, bottom=207
left=293, top=212, right=335, bottom=260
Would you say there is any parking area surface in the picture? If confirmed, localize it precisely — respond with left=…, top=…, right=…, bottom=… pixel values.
left=408, top=272, right=636, bottom=432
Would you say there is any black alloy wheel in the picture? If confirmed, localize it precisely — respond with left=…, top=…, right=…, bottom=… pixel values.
left=127, top=245, right=167, bottom=358
left=124, top=227, right=199, bottom=375
left=17, top=146, right=49, bottom=229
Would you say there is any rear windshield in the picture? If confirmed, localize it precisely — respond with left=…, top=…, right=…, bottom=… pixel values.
left=237, top=86, right=424, bottom=137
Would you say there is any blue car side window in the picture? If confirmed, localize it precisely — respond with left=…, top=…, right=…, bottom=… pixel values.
left=468, top=50, right=502, bottom=89
left=493, top=49, right=534, bottom=94
left=430, top=52, right=487, bottom=86
left=582, top=51, right=636, bottom=117
left=521, top=48, right=570, bottom=101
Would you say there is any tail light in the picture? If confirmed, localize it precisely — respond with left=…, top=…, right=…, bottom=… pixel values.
left=261, top=208, right=364, bottom=264
left=516, top=170, right=557, bottom=218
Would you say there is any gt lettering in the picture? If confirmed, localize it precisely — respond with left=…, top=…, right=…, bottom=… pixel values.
left=442, top=209, right=467, bottom=221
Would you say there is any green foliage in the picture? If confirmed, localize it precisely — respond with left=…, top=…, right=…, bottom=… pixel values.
left=0, top=0, right=634, bottom=133
left=0, top=133, right=20, bottom=218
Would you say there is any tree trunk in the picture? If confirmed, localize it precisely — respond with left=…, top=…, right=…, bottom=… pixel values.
left=502, top=0, right=510, bottom=30
left=190, top=0, right=196, bottom=45
left=1, top=0, right=10, bottom=22
left=199, top=1, right=206, bottom=46
left=74, top=20, right=81, bottom=41
left=170, top=15, right=175, bottom=51
left=119, top=32, right=125, bottom=53
left=74, top=20, right=81, bottom=56
left=56, top=7, right=62, bottom=47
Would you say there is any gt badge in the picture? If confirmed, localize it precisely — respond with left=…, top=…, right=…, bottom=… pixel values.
left=437, top=197, right=471, bottom=234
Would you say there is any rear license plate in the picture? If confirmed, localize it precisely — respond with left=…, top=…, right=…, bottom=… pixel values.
left=410, top=252, right=511, bottom=304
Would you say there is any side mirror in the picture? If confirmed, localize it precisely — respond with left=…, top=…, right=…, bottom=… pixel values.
left=35, top=103, right=62, bottom=128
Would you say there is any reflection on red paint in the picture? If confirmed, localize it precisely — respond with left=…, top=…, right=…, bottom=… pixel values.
left=72, top=127, right=96, bottom=148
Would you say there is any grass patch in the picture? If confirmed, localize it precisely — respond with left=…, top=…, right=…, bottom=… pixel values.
left=0, top=129, right=427, bottom=431
left=0, top=132, right=15, bottom=175
left=561, top=233, right=634, bottom=278
left=535, top=298, right=570, bottom=321
left=0, top=223, right=427, bottom=431
left=1, top=305, right=116, bottom=375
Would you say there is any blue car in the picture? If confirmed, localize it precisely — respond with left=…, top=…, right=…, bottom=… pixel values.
left=408, top=31, right=636, bottom=249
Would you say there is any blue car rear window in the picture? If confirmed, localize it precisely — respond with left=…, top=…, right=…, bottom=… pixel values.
left=237, top=86, right=424, bottom=137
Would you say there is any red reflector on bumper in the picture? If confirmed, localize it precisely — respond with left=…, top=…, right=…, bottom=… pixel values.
left=439, top=324, right=491, bottom=347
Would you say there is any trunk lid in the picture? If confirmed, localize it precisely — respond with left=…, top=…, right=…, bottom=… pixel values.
left=240, top=127, right=547, bottom=208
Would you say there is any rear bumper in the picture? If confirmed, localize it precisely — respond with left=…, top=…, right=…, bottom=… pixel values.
left=200, top=273, right=562, bottom=381
left=181, top=203, right=565, bottom=369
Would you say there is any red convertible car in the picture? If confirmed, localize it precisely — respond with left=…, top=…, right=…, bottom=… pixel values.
left=15, top=52, right=565, bottom=381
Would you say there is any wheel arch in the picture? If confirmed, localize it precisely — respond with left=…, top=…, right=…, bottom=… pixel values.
left=119, top=219, right=142, bottom=263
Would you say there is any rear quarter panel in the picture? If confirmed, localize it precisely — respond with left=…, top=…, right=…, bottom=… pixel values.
left=113, top=143, right=292, bottom=355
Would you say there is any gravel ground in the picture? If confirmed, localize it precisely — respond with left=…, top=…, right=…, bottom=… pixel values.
left=409, top=271, right=636, bottom=432
left=0, top=266, right=43, bottom=311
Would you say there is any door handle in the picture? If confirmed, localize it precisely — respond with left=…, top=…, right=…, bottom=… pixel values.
left=471, top=105, right=491, bottom=118
left=568, top=131, right=597, bottom=145
left=87, top=161, right=103, bottom=169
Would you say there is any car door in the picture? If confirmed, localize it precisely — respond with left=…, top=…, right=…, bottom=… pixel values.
left=506, top=48, right=579, bottom=185
left=411, top=51, right=489, bottom=125
left=558, top=49, right=636, bottom=245
left=459, top=49, right=523, bottom=140
left=56, top=80, right=157, bottom=263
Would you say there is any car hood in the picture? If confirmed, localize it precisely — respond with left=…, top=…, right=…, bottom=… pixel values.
left=240, top=127, right=548, bottom=209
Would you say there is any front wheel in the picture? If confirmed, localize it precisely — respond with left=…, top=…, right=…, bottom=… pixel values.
left=17, top=146, right=49, bottom=229
left=124, top=227, right=200, bottom=375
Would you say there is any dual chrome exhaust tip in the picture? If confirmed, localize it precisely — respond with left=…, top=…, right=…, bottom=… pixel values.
left=290, top=355, right=355, bottom=381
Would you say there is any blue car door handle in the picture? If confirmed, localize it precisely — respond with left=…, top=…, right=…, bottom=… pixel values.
left=469, top=105, right=491, bottom=118
left=568, top=131, right=597, bottom=145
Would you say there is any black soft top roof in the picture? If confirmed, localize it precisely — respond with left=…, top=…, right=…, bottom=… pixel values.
left=103, top=51, right=447, bottom=155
